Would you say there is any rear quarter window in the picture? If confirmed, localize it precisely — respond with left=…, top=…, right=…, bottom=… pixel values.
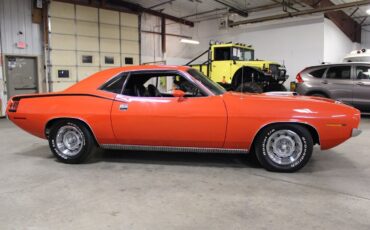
left=309, top=68, right=326, bottom=78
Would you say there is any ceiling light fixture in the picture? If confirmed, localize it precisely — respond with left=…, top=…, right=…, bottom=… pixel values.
left=180, top=38, right=200, bottom=45
left=367, top=8, right=370, bottom=15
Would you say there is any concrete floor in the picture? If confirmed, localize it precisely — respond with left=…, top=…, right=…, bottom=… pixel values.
left=0, top=118, right=370, bottom=230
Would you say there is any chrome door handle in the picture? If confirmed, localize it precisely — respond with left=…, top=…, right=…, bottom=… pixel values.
left=321, top=80, right=328, bottom=84
left=119, top=104, right=128, bottom=111
left=356, top=82, right=365, bottom=86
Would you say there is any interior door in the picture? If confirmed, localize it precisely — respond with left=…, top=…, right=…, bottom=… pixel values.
left=5, top=56, right=38, bottom=99
left=323, top=65, right=353, bottom=104
left=110, top=72, right=227, bottom=148
left=353, top=64, right=370, bottom=112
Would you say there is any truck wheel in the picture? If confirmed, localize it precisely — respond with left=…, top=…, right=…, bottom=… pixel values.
left=254, top=124, right=313, bottom=172
left=235, top=82, right=263, bottom=93
left=48, top=120, right=97, bottom=164
left=264, top=84, right=287, bottom=92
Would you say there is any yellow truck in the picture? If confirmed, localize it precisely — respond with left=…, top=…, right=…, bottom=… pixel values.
left=187, top=42, right=287, bottom=93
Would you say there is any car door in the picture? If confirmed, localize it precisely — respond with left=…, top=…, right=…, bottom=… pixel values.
left=110, top=70, right=227, bottom=148
left=352, top=64, right=370, bottom=112
left=323, top=65, right=353, bottom=104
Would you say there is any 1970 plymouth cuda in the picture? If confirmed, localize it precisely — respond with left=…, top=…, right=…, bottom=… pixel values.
left=6, top=65, right=361, bottom=172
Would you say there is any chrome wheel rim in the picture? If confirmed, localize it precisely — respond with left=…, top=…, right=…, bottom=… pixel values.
left=266, top=130, right=303, bottom=165
left=56, top=125, right=84, bottom=157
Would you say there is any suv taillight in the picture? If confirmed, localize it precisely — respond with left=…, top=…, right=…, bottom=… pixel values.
left=296, top=73, right=304, bottom=83
left=9, top=100, right=19, bottom=112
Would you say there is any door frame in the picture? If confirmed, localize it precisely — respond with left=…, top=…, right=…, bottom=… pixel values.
left=3, top=55, right=40, bottom=100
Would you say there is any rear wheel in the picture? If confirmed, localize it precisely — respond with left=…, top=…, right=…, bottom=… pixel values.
left=235, top=82, right=263, bottom=93
left=48, top=120, right=97, bottom=164
left=254, top=124, right=313, bottom=172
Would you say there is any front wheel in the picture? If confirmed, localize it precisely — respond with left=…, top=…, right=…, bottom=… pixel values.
left=48, top=120, right=97, bottom=164
left=254, top=124, right=313, bottom=172
left=235, top=82, right=263, bottom=93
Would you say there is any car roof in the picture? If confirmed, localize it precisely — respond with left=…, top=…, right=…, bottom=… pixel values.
left=65, top=65, right=190, bottom=93
left=307, top=62, right=370, bottom=69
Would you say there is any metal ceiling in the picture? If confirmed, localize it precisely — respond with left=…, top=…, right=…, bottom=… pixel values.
left=121, top=0, right=370, bottom=24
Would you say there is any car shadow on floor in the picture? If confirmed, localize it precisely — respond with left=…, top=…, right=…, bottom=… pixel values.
left=91, top=149, right=262, bottom=169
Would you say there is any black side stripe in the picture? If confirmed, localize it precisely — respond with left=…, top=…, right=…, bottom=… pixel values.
left=13, top=94, right=114, bottom=102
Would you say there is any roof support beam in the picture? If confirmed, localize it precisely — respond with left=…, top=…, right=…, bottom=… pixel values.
left=213, top=0, right=248, bottom=17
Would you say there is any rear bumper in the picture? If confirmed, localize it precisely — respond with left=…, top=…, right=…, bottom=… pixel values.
left=351, top=128, right=362, bottom=137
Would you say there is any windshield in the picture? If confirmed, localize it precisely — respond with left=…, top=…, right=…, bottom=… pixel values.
left=187, top=68, right=226, bottom=95
left=232, top=47, right=254, bottom=61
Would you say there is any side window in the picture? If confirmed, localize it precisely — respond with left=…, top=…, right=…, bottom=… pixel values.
left=122, top=73, right=205, bottom=97
left=100, top=75, right=127, bottom=94
left=214, top=47, right=231, bottom=61
left=326, top=66, right=351, bottom=80
left=355, top=66, right=370, bottom=80
left=309, top=68, right=326, bottom=78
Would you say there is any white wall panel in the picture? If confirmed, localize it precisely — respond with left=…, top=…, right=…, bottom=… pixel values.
left=50, top=18, right=75, bottom=35
left=49, top=1, right=75, bottom=19
left=121, top=27, right=139, bottom=41
left=120, top=12, right=138, bottom=28
left=50, top=50, right=76, bottom=66
left=76, top=5, right=98, bottom=22
left=77, top=36, right=99, bottom=51
left=99, top=9, right=119, bottom=25
left=76, top=21, right=98, bottom=36
left=121, top=40, right=139, bottom=54
left=50, top=34, right=76, bottom=50
left=100, top=39, right=120, bottom=53
left=77, top=67, right=100, bottom=80
left=100, top=24, right=120, bottom=39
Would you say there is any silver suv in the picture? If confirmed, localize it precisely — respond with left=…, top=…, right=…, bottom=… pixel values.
left=294, top=63, right=370, bottom=112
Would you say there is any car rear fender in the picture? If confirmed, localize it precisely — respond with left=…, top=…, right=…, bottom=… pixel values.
left=45, top=117, right=100, bottom=146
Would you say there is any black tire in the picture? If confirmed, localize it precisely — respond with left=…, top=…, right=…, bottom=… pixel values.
left=48, top=120, right=97, bottom=164
left=235, top=82, right=263, bottom=93
left=264, top=84, right=287, bottom=92
left=254, top=124, right=313, bottom=172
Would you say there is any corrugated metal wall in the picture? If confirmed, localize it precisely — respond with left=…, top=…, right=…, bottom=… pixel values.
left=0, top=0, right=43, bottom=55
left=0, top=0, right=44, bottom=116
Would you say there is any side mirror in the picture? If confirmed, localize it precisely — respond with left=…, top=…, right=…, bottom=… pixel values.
left=173, top=89, right=185, bottom=98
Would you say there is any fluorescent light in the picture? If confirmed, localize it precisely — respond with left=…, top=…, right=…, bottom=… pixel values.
left=180, top=38, right=199, bottom=45
left=367, top=8, right=370, bottom=15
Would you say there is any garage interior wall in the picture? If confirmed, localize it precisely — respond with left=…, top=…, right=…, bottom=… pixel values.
left=48, top=1, right=140, bottom=92
left=142, top=13, right=359, bottom=85
left=0, top=0, right=43, bottom=116
left=361, top=25, right=370, bottom=48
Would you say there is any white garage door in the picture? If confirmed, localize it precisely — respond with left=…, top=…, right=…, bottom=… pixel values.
left=48, top=1, right=140, bottom=91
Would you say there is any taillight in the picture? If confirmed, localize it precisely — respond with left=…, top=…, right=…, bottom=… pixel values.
left=9, top=100, right=19, bottom=112
left=296, top=73, right=304, bottom=83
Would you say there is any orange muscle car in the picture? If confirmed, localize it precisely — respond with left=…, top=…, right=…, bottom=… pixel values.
left=6, top=65, right=361, bottom=172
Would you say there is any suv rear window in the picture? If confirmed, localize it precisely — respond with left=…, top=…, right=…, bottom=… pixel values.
left=309, top=68, right=326, bottom=78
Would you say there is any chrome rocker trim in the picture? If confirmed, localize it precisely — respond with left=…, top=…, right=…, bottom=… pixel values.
left=351, top=128, right=362, bottom=137
left=101, top=144, right=249, bottom=154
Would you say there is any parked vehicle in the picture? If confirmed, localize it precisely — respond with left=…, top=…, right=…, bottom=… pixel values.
left=187, top=41, right=287, bottom=93
left=294, top=62, right=370, bottom=112
left=7, top=65, right=361, bottom=172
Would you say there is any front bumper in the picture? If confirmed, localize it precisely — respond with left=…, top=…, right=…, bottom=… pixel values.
left=351, top=128, right=362, bottom=137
